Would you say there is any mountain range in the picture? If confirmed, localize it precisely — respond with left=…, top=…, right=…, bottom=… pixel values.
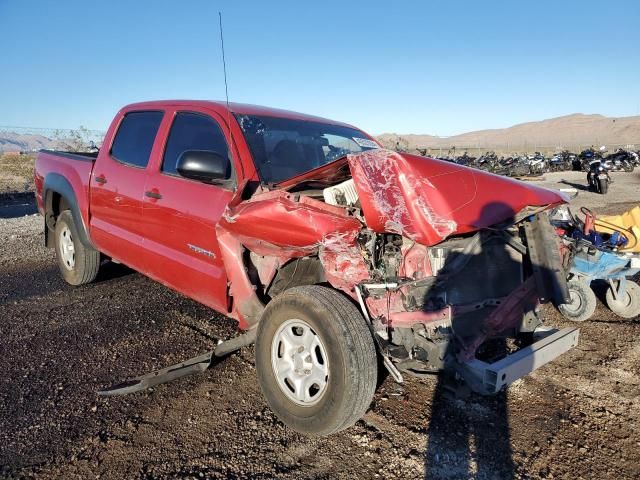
left=0, top=131, right=61, bottom=153
left=376, top=113, right=640, bottom=152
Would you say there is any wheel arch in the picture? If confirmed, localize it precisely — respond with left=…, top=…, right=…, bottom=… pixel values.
left=43, top=173, right=94, bottom=249
left=266, top=256, right=327, bottom=299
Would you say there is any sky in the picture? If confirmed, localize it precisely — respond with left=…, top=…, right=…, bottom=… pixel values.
left=0, top=0, right=638, bottom=136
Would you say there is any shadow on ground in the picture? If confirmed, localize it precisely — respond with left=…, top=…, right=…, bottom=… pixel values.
left=559, top=179, right=588, bottom=191
left=0, top=192, right=37, bottom=219
left=420, top=200, right=564, bottom=479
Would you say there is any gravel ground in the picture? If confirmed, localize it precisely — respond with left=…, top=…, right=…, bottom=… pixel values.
left=532, top=169, right=640, bottom=212
left=0, top=172, right=639, bottom=479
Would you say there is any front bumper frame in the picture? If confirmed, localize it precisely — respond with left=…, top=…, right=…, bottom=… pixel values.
left=458, top=327, right=580, bottom=395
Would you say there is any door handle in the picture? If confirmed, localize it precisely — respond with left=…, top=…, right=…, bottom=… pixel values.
left=145, top=190, right=162, bottom=200
left=95, top=175, right=107, bottom=184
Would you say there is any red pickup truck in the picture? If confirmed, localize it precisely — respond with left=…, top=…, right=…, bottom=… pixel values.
left=35, top=100, right=579, bottom=435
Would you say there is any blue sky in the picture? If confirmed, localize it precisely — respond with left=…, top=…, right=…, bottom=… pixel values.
left=1, top=0, right=638, bottom=135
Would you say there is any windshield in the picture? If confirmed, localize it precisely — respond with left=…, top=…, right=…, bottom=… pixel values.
left=235, top=114, right=378, bottom=184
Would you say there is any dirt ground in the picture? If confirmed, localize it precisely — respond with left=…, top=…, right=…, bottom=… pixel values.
left=1, top=171, right=639, bottom=479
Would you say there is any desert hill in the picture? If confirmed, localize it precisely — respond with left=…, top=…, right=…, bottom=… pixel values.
left=377, top=114, right=640, bottom=151
left=0, top=132, right=59, bottom=153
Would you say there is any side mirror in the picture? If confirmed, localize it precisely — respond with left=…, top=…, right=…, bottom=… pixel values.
left=176, top=150, right=230, bottom=183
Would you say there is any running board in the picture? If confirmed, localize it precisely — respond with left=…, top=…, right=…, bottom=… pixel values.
left=98, top=329, right=256, bottom=396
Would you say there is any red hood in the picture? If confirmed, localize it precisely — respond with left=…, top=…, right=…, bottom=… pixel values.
left=346, top=150, right=567, bottom=245
left=276, top=149, right=566, bottom=246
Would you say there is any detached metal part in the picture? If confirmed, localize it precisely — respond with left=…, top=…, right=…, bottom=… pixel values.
left=98, top=329, right=257, bottom=396
left=354, top=285, right=404, bottom=383
left=524, top=213, right=571, bottom=304
left=457, top=327, right=579, bottom=395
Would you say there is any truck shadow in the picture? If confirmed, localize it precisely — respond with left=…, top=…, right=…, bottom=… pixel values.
left=0, top=192, right=37, bottom=218
left=94, top=260, right=136, bottom=283
left=0, top=263, right=64, bottom=306
left=0, top=261, right=135, bottom=307
left=420, top=201, right=565, bottom=479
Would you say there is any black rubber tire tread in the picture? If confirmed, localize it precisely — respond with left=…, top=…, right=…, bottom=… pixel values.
left=605, top=282, right=640, bottom=319
left=598, top=178, right=609, bottom=194
left=558, top=280, right=597, bottom=322
left=54, top=210, right=100, bottom=285
left=255, top=285, right=377, bottom=436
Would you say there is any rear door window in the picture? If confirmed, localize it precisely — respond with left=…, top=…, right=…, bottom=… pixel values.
left=110, top=111, right=164, bottom=168
left=162, top=112, right=230, bottom=175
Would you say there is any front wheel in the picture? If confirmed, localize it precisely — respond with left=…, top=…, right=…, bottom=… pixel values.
left=598, top=177, right=609, bottom=194
left=255, top=285, right=377, bottom=436
left=54, top=210, right=101, bottom=285
left=605, top=282, right=640, bottom=319
left=558, top=280, right=597, bottom=322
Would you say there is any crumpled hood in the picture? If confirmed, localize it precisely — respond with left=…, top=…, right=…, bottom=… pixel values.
left=348, top=149, right=567, bottom=246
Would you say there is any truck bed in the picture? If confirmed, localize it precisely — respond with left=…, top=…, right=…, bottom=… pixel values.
left=34, top=149, right=97, bottom=232
left=39, top=149, right=99, bottom=162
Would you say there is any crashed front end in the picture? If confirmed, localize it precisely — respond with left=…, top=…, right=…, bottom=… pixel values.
left=351, top=212, right=578, bottom=394
left=218, top=149, right=579, bottom=394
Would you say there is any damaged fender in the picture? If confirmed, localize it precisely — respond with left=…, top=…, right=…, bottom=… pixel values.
left=215, top=188, right=364, bottom=328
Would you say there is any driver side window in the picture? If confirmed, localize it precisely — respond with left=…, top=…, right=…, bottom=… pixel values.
left=162, top=112, right=229, bottom=175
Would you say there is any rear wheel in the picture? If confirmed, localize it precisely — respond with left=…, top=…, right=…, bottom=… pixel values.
left=255, top=285, right=377, bottom=436
left=558, top=280, right=596, bottom=322
left=605, top=282, right=640, bottom=319
left=54, top=210, right=100, bottom=285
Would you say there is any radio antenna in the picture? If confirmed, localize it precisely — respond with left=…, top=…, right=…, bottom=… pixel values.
left=218, top=11, right=238, bottom=170
left=218, top=11, right=230, bottom=110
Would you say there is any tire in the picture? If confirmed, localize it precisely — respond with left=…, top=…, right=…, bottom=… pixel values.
left=598, top=178, right=608, bottom=194
left=54, top=210, right=100, bottom=285
left=558, top=280, right=597, bottom=322
left=255, top=285, right=377, bottom=436
left=605, top=282, right=640, bottom=319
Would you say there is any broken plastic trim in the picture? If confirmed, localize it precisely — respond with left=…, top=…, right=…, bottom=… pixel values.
left=355, top=285, right=404, bottom=383
left=97, top=329, right=257, bottom=396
